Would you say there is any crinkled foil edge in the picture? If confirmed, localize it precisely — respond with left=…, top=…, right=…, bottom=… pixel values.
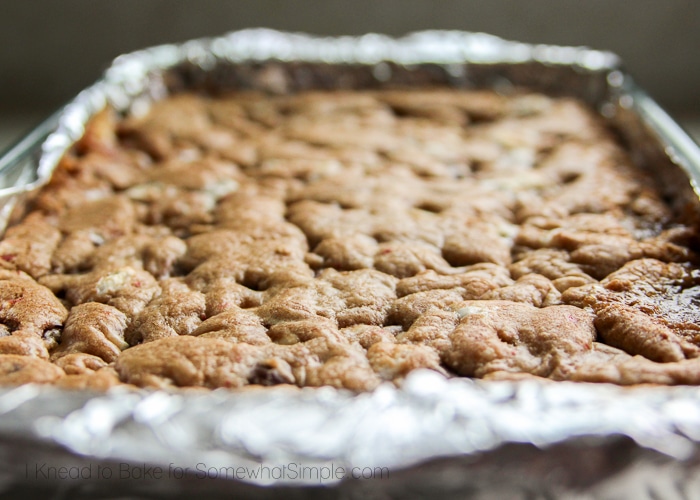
left=2, top=29, right=700, bottom=491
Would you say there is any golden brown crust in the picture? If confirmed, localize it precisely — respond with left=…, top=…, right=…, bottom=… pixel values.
left=0, top=271, right=67, bottom=357
left=2, top=88, right=700, bottom=390
left=443, top=301, right=597, bottom=378
left=562, top=259, right=700, bottom=362
left=54, top=367, right=124, bottom=391
left=51, top=302, right=128, bottom=363
left=0, top=355, right=65, bottom=385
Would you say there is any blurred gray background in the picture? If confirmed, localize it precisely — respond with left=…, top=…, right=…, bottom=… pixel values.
left=2, top=0, right=699, bottom=148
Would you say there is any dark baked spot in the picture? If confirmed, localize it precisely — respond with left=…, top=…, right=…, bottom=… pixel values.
left=248, top=358, right=295, bottom=386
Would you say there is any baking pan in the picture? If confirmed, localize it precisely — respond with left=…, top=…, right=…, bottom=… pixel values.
left=2, top=29, right=700, bottom=499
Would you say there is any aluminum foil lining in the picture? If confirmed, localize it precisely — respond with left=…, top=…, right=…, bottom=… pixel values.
left=2, top=29, right=700, bottom=495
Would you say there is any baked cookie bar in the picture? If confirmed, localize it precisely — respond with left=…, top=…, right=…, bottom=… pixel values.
left=2, top=89, right=699, bottom=390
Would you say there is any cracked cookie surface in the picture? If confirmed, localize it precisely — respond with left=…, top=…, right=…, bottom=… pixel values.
left=2, top=89, right=700, bottom=390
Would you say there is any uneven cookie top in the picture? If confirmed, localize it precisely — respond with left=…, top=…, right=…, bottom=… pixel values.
left=1, top=88, right=699, bottom=391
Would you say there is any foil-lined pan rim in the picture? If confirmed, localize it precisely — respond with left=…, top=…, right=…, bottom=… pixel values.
left=2, top=372, right=700, bottom=487
left=1, top=29, right=700, bottom=492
